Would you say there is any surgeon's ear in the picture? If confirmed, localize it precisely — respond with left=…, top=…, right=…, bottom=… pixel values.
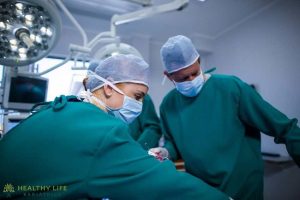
left=103, top=84, right=114, bottom=98
left=164, top=71, right=173, bottom=82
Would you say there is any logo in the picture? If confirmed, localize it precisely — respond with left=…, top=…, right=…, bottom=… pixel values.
left=3, top=183, right=15, bottom=193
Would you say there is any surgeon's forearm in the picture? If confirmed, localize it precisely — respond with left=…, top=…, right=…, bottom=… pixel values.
left=284, top=121, right=300, bottom=167
left=238, top=81, right=300, bottom=166
left=164, top=140, right=179, bottom=161
left=137, top=128, right=161, bottom=149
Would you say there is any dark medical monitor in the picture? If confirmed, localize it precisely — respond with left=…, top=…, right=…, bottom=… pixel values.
left=2, top=75, right=48, bottom=111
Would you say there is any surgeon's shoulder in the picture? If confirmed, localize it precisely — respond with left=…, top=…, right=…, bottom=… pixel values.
left=160, top=88, right=178, bottom=108
left=38, top=97, right=115, bottom=125
left=210, top=74, right=242, bottom=82
left=210, top=74, right=245, bottom=91
left=64, top=100, right=104, bottom=115
left=161, top=88, right=177, bottom=105
left=67, top=101, right=131, bottom=138
left=70, top=101, right=122, bottom=124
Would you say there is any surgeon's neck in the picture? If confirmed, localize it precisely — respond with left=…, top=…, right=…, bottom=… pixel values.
left=91, top=92, right=108, bottom=113
left=93, top=99, right=107, bottom=112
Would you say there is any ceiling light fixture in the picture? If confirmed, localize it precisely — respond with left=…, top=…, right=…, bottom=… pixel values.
left=0, top=0, right=61, bottom=66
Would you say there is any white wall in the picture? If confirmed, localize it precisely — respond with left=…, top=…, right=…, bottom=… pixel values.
left=148, top=41, right=173, bottom=112
left=207, top=0, right=300, bottom=156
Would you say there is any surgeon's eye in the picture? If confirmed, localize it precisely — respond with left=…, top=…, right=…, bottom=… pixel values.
left=193, top=71, right=200, bottom=76
left=134, top=94, right=143, bottom=101
left=177, top=76, right=188, bottom=82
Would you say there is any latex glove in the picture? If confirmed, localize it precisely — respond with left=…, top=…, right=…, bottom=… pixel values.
left=148, top=147, right=169, bottom=161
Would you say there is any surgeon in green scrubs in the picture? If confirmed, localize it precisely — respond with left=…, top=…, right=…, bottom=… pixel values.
left=0, top=54, right=231, bottom=200
left=84, top=61, right=162, bottom=150
left=152, top=35, right=300, bottom=200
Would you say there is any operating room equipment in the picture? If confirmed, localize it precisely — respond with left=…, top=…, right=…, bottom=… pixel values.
left=0, top=0, right=189, bottom=76
left=0, top=0, right=61, bottom=67
left=35, top=0, right=189, bottom=73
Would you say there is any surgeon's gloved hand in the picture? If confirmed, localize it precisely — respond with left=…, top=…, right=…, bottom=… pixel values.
left=148, top=147, right=169, bottom=161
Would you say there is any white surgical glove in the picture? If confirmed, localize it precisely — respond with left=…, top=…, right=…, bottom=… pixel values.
left=148, top=147, right=169, bottom=161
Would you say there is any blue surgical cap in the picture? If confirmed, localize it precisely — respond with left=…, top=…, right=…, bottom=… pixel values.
left=86, top=54, right=149, bottom=92
left=160, top=35, right=200, bottom=73
left=88, top=60, right=101, bottom=72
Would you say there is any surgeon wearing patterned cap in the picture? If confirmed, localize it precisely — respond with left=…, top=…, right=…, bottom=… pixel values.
left=0, top=54, right=231, bottom=200
left=150, top=35, right=300, bottom=200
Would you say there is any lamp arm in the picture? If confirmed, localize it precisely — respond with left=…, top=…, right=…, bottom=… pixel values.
left=18, top=53, right=74, bottom=76
left=111, top=0, right=189, bottom=35
left=54, top=0, right=88, bottom=47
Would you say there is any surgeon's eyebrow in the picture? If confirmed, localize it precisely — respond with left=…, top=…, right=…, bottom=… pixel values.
left=139, top=90, right=146, bottom=96
left=136, top=90, right=146, bottom=97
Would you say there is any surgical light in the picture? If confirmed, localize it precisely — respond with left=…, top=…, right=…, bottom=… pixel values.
left=9, top=39, right=18, bottom=46
left=25, top=14, right=34, bottom=21
left=30, top=34, right=42, bottom=43
left=25, top=14, right=34, bottom=26
left=10, top=45, right=18, bottom=52
left=19, top=53, right=27, bottom=60
left=0, top=0, right=61, bottom=66
left=0, top=21, right=6, bottom=29
left=15, top=2, right=23, bottom=10
left=18, top=48, right=27, bottom=54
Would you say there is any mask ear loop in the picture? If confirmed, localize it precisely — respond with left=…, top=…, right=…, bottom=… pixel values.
left=161, top=75, right=167, bottom=85
left=85, top=89, right=94, bottom=103
left=87, top=71, right=126, bottom=111
left=86, top=89, right=110, bottom=111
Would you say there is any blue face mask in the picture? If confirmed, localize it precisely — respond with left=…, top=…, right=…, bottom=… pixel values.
left=89, top=90, right=143, bottom=124
left=106, top=95, right=142, bottom=124
left=174, top=74, right=205, bottom=97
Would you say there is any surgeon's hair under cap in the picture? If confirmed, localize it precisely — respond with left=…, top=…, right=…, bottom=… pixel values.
left=86, top=54, right=149, bottom=92
left=160, top=35, right=200, bottom=74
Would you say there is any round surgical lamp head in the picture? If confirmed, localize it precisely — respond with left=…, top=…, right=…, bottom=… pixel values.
left=0, top=0, right=61, bottom=66
left=94, top=43, right=143, bottom=60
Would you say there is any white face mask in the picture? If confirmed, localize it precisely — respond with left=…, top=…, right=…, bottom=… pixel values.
left=174, top=73, right=205, bottom=97
left=86, top=71, right=143, bottom=124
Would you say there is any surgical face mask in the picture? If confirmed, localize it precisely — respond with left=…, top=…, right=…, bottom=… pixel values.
left=106, top=95, right=143, bottom=124
left=87, top=71, right=143, bottom=124
left=174, top=73, right=205, bottom=97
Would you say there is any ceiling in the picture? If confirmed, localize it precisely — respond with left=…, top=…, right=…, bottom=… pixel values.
left=61, top=0, right=278, bottom=41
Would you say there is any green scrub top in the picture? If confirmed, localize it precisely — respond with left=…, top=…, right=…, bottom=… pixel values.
left=129, top=94, right=162, bottom=149
left=160, top=75, right=300, bottom=200
left=0, top=95, right=230, bottom=200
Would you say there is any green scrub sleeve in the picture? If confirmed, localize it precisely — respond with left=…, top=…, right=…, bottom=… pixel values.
left=136, top=95, right=162, bottom=149
left=160, top=105, right=180, bottom=161
left=237, top=78, right=300, bottom=166
left=86, top=123, right=230, bottom=200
